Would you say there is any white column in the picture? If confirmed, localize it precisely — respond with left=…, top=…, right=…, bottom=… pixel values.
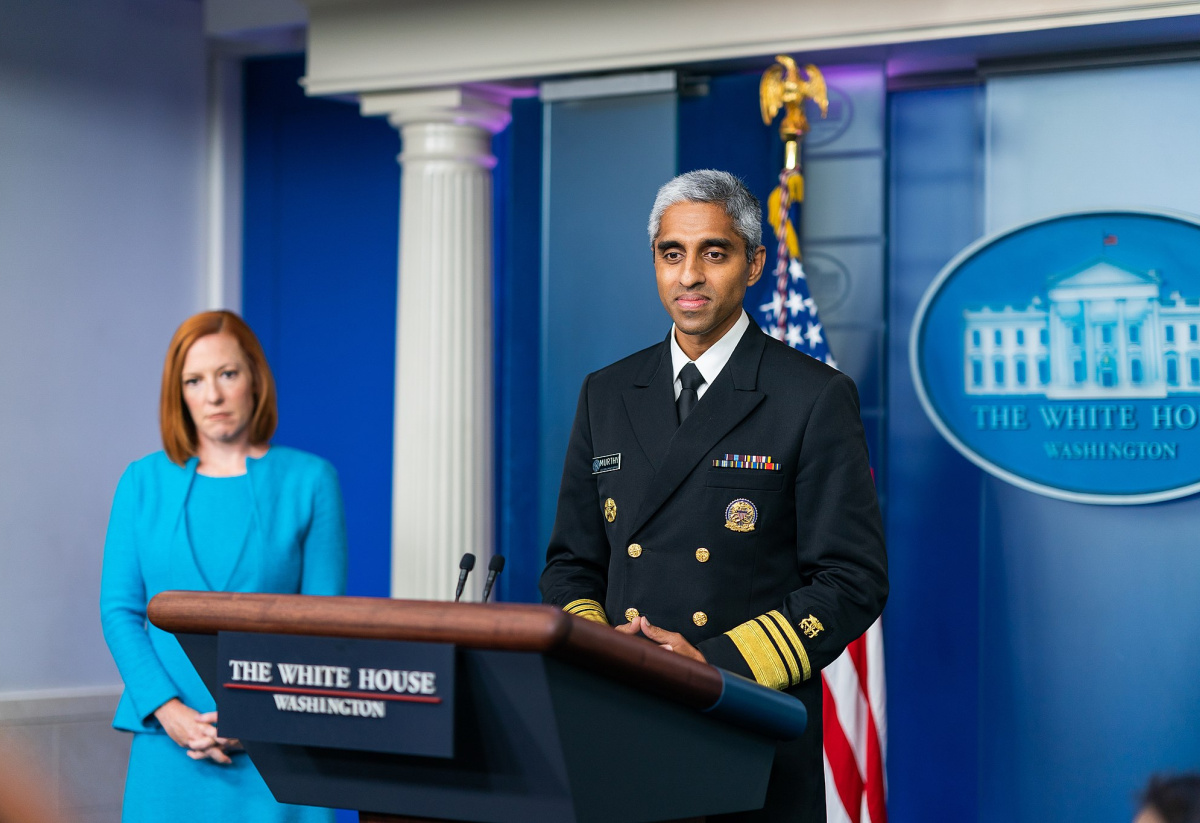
left=361, top=88, right=512, bottom=602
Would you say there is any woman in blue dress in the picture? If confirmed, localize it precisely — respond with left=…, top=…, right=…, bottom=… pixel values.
left=100, top=311, right=346, bottom=822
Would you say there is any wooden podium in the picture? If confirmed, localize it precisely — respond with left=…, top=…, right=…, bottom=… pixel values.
left=149, top=592, right=806, bottom=823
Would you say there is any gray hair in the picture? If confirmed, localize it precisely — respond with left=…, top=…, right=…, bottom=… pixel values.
left=647, top=169, right=762, bottom=262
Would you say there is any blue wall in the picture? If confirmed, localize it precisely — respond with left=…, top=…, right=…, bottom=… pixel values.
left=242, top=55, right=399, bottom=599
left=493, top=97, right=544, bottom=604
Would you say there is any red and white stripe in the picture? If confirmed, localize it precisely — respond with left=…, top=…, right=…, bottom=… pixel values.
left=822, top=617, right=887, bottom=823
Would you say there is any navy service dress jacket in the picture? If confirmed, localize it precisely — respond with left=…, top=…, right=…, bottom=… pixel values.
left=540, top=318, right=888, bottom=823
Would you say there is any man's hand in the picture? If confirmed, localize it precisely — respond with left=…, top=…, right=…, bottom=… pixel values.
left=614, top=619, right=642, bottom=636
left=618, top=616, right=707, bottom=663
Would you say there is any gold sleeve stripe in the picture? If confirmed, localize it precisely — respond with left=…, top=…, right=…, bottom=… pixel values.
left=757, top=615, right=801, bottom=684
left=563, top=599, right=609, bottom=625
left=766, top=610, right=812, bottom=682
left=725, top=619, right=791, bottom=690
left=752, top=615, right=803, bottom=687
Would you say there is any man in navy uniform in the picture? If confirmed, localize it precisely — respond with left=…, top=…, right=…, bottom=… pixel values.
left=539, top=169, right=888, bottom=822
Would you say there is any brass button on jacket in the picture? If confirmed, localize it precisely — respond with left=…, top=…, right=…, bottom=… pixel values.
left=627, top=543, right=642, bottom=558
left=625, top=607, right=640, bottom=622
left=693, top=611, right=708, bottom=627
left=695, top=547, right=710, bottom=563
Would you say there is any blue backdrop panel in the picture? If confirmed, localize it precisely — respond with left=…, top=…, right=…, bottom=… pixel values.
left=979, top=482, right=1200, bottom=823
left=493, top=97, right=543, bottom=603
left=797, top=67, right=888, bottom=499
left=886, top=84, right=985, bottom=823
left=980, top=62, right=1200, bottom=823
left=677, top=72, right=781, bottom=204
left=242, top=55, right=399, bottom=600
left=538, top=92, right=678, bottom=550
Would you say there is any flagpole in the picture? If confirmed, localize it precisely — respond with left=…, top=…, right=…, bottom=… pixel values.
left=759, top=57, right=827, bottom=343
left=773, top=170, right=794, bottom=342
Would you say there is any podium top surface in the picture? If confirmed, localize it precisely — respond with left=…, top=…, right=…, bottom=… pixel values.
left=149, top=592, right=725, bottom=710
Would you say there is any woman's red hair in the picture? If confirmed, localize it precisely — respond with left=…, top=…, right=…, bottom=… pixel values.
left=159, top=311, right=277, bottom=465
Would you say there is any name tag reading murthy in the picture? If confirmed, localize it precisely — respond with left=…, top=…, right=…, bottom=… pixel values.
left=592, top=453, right=621, bottom=474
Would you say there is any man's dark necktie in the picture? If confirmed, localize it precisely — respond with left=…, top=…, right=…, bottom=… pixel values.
left=677, top=362, right=706, bottom=424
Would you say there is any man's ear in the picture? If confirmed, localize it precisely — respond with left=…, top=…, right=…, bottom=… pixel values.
left=747, top=245, right=767, bottom=287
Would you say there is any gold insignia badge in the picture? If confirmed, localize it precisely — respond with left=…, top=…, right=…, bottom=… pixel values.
left=603, top=498, right=617, bottom=523
left=724, top=498, right=757, bottom=532
left=799, top=614, right=824, bottom=639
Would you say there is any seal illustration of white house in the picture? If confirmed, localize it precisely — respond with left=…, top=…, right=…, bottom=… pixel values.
left=963, top=258, right=1200, bottom=399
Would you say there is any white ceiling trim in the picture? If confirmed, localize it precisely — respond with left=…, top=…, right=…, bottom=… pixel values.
left=299, top=0, right=1200, bottom=96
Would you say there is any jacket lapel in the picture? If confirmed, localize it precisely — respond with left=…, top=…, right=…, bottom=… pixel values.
left=621, top=335, right=677, bottom=472
left=170, top=459, right=210, bottom=590
left=232, top=451, right=275, bottom=592
left=627, top=321, right=768, bottom=537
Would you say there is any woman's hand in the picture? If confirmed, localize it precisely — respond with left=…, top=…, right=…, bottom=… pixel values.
left=153, top=700, right=232, bottom=763
left=186, top=717, right=242, bottom=765
left=185, top=738, right=242, bottom=764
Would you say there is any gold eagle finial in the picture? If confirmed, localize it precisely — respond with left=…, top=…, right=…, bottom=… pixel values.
left=760, top=56, right=828, bottom=146
left=759, top=57, right=828, bottom=255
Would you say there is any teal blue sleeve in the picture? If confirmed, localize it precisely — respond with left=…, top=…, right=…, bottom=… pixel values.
left=99, top=465, right=178, bottom=724
left=300, top=461, right=348, bottom=596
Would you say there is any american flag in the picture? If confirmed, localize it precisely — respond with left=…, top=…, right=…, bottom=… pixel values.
left=822, top=619, right=888, bottom=823
left=754, top=167, right=887, bottom=823
left=756, top=169, right=836, bottom=369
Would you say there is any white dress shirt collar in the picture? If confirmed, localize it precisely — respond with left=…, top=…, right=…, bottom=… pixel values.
left=669, top=310, right=750, bottom=401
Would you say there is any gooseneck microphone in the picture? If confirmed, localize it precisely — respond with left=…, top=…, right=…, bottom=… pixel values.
left=454, top=553, right=476, bottom=602
left=480, top=555, right=506, bottom=604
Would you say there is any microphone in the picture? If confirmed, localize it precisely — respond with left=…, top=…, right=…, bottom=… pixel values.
left=454, top=553, right=476, bottom=602
left=480, top=555, right=506, bottom=603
